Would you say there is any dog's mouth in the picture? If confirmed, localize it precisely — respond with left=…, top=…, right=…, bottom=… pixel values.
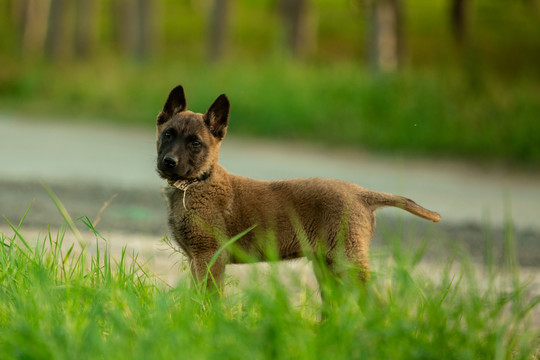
left=157, top=168, right=182, bottom=183
left=156, top=165, right=197, bottom=184
left=157, top=164, right=212, bottom=188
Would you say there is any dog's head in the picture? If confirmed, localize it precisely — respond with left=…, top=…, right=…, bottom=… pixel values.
left=156, top=85, right=229, bottom=182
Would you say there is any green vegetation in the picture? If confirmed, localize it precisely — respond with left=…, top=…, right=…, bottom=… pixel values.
left=1, top=0, right=539, bottom=164
left=2, top=60, right=540, bottom=164
left=1, top=202, right=539, bottom=359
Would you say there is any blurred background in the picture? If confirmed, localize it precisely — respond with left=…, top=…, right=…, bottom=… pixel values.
left=1, top=0, right=539, bottom=163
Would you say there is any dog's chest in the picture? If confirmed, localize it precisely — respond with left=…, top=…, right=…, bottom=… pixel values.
left=163, top=185, right=233, bottom=252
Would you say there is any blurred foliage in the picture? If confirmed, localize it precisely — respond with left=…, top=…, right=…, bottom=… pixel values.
left=0, top=0, right=539, bottom=165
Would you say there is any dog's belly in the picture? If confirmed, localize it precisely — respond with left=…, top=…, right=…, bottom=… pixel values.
left=223, top=202, right=337, bottom=263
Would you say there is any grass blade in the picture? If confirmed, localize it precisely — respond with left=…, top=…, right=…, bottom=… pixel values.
left=4, top=216, right=32, bottom=252
left=42, top=183, right=86, bottom=250
left=207, top=225, right=256, bottom=271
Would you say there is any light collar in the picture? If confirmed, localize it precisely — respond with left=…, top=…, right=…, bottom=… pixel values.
left=169, top=170, right=211, bottom=191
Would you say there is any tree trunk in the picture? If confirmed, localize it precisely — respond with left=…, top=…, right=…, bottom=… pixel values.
left=207, top=0, right=229, bottom=62
left=113, top=0, right=138, bottom=56
left=366, top=0, right=404, bottom=72
left=45, top=0, right=72, bottom=61
left=74, top=0, right=98, bottom=59
left=136, top=0, right=159, bottom=60
left=19, top=0, right=51, bottom=57
left=279, top=0, right=312, bottom=58
left=450, top=0, right=470, bottom=47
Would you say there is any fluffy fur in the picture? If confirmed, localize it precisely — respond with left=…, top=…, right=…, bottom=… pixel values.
left=156, top=85, right=441, bottom=291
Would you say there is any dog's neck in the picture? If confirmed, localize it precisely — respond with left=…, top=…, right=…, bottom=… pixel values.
left=169, top=170, right=211, bottom=191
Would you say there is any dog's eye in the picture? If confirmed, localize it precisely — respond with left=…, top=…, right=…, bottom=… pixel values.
left=163, top=130, right=173, bottom=140
left=191, top=140, right=202, bottom=148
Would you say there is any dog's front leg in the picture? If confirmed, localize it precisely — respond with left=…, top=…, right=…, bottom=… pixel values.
left=190, top=250, right=226, bottom=296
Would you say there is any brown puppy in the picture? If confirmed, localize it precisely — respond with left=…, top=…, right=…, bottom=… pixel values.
left=156, top=85, right=441, bottom=291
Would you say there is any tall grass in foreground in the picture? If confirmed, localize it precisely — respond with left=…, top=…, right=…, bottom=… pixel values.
left=1, top=212, right=539, bottom=359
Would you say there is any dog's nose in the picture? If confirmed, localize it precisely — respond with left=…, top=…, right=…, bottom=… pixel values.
left=163, top=156, right=177, bottom=169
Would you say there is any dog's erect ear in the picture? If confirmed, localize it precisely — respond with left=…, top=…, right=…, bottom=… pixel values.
left=157, top=85, right=187, bottom=125
left=203, top=94, right=230, bottom=139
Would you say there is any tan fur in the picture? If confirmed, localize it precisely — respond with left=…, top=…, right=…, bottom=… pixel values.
left=156, top=86, right=441, bottom=292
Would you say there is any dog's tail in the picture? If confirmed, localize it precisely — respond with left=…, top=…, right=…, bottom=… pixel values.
left=363, top=191, right=441, bottom=222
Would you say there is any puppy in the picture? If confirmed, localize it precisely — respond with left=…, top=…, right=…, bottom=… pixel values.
left=156, top=85, right=441, bottom=291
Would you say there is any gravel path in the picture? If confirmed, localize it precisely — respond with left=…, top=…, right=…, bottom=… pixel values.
left=1, top=114, right=539, bottom=288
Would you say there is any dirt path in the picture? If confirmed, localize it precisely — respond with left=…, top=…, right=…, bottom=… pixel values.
left=1, top=114, right=539, bottom=284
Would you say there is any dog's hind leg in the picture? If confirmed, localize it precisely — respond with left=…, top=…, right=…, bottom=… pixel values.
left=342, top=212, right=374, bottom=283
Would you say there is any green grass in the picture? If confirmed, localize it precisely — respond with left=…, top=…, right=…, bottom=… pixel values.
left=1, top=59, right=539, bottom=165
left=1, top=201, right=539, bottom=359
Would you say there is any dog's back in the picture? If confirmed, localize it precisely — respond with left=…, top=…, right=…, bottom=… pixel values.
left=221, top=173, right=382, bottom=264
